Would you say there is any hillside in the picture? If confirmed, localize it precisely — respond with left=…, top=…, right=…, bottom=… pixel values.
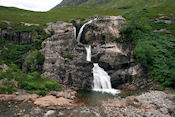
left=55, top=0, right=112, bottom=8
left=54, top=0, right=174, bottom=9
left=0, top=0, right=174, bottom=24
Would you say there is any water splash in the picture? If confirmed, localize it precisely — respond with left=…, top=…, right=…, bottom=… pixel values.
left=93, top=63, right=120, bottom=95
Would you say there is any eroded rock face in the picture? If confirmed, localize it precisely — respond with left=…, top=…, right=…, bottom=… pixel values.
left=42, top=21, right=93, bottom=90
left=0, top=29, right=32, bottom=44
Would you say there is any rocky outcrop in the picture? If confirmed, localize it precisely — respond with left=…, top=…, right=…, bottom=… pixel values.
left=42, top=16, right=148, bottom=90
left=102, top=91, right=175, bottom=117
left=42, top=21, right=93, bottom=90
left=0, top=29, right=32, bottom=44
left=75, top=16, right=125, bottom=44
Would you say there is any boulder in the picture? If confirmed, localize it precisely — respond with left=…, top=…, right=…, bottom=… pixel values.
left=34, top=95, right=76, bottom=109
left=0, top=94, right=16, bottom=102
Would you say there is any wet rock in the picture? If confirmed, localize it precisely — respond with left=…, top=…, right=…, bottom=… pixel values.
left=0, top=94, right=16, bottom=102
left=44, top=110, right=56, bottom=117
left=118, top=83, right=138, bottom=91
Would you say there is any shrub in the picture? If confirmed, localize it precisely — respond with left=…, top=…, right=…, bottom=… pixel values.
left=0, top=80, right=16, bottom=94
left=120, top=10, right=175, bottom=89
left=1, top=44, right=30, bottom=66
left=63, top=54, right=73, bottom=60
left=26, top=50, right=45, bottom=73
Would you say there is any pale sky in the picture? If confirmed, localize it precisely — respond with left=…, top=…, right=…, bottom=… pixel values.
left=0, top=0, right=63, bottom=12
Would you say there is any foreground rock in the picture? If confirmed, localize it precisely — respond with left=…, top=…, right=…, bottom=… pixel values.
left=34, top=95, right=77, bottom=109
left=102, top=91, right=175, bottom=117
left=0, top=94, right=16, bottom=102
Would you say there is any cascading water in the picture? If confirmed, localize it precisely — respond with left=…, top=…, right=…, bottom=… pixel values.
left=73, top=27, right=77, bottom=39
left=77, top=18, right=97, bottom=42
left=85, top=46, right=91, bottom=62
left=93, top=63, right=120, bottom=95
left=76, top=18, right=120, bottom=95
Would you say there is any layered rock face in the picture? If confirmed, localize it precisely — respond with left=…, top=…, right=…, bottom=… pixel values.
left=76, top=16, right=146, bottom=90
left=0, top=29, right=32, bottom=44
left=42, top=16, right=148, bottom=90
left=42, top=21, right=93, bottom=90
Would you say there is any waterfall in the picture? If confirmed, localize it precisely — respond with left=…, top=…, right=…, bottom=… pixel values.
left=93, top=63, right=120, bottom=95
left=76, top=18, right=120, bottom=95
left=85, top=46, right=91, bottom=62
left=77, top=18, right=97, bottom=42
left=73, top=27, right=77, bottom=39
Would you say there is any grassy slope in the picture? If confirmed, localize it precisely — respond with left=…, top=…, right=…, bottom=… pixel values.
left=0, top=0, right=174, bottom=24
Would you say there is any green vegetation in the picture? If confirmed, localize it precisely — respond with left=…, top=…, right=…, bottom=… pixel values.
left=119, top=10, right=175, bottom=88
left=63, top=54, right=74, bottom=60
left=0, top=80, right=16, bottom=94
left=0, top=43, right=30, bottom=66
left=26, top=50, right=45, bottom=73
left=0, top=64, right=61, bottom=95
left=0, top=0, right=174, bottom=24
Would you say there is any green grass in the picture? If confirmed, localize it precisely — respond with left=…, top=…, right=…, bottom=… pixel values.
left=0, top=0, right=174, bottom=25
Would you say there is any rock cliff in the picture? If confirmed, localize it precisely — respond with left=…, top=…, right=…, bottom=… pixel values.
left=0, top=29, right=32, bottom=44
left=42, top=21, right=93, bottom=90
left=42, top=16, right=150, bottom=90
